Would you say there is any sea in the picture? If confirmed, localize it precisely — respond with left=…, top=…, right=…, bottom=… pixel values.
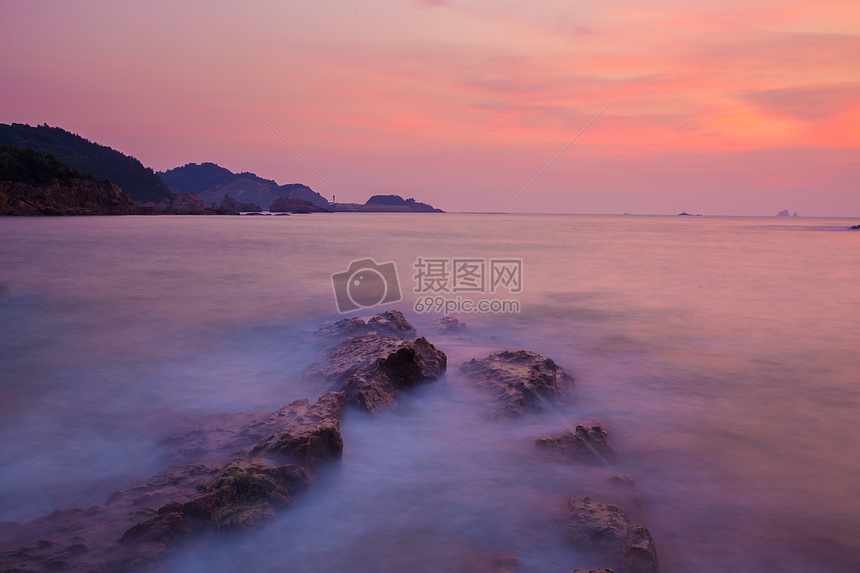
left=1, top=213, right=858, bottom=572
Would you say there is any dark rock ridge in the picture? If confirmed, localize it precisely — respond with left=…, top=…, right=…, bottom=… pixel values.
left=460, top=350, right=574, bottom=416
left=777, top=209, right=791, bottom=217
left=850, top=224, right=860, bottom=230
left=312, top=310, right=447, bottom=414
left=270, top=196, right=330, bottom=213
left=0, top=393, right=347, bottom=572
left=566, top=496, right=659, bottom=573
left=1, top=145, right=143, bottom=215
left=536, top=423, right=615, bottom=462
left=0, top=123, right=173, bottom=204
left=219, top=193, right=262, bottom=213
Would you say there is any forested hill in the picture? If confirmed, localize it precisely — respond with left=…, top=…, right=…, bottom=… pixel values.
left=0, top=123, right=173, bottom=204
left=158, top=162, right=278, bottom=193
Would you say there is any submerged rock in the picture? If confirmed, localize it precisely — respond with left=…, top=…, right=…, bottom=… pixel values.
left=565, top=496, right=659, bottom=573
left=536, top=423, right=615, bottom=462
left=434, top=316, right=466, bottom=333
left=459, top=350, right=573, bottom=416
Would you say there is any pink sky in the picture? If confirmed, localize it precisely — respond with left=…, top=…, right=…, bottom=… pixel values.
left=1, top=0, right=858, bottom=215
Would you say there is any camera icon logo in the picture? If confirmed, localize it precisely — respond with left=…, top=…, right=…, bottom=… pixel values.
left=331, top=258, right=402, bottom=313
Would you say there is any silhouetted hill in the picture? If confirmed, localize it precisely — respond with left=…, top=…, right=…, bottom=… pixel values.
left=158, top=162, right=329, bottom=209
left=0, top=123, right=173, bottom=204
left=159, top=162, right=277, bottom=193
left=0, top=145, right=142, bottom=215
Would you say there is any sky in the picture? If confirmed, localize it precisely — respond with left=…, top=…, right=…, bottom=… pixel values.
left=1, top=0, right=858, bottom=215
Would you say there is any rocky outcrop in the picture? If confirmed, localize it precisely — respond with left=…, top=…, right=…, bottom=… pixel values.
left=0, top=179, right=144, bottom=215
left=251, top=392, right=347, bottom=470
left=777, top=209, right=791, bottom=217
left=566, top=496, right=659, bottom=573
left=0, top=392, right=348, bottom=572
left=170, top=190, right=205, bottom=212
left=536, top=423, right=615, bottom=462
left=317, top=310, right=418, bottom=339
left=341, top=337, right=448, bottom=414
left=850, top=224, right=860, bottom=230
left=312, top=311, right=447, bottom=414
left=270, top=196, right=330, bottom=213
left=219, top=193, right=262, bottom=213
left=435, top=316, right=466, bottom=333
left=460, top=350, right=573, bottom=416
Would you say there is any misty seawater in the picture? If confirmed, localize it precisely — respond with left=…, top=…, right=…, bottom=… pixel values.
left=1, top=214, right=859, bottom=572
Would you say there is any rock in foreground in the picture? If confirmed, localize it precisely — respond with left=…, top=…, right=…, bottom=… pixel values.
left=0, top=392, right=348, bottom=572
left=460, top=350, right=573, bottom=416
left=313, top=311, right=447, bottom=414
left=566, top=496, right=659, bottom=573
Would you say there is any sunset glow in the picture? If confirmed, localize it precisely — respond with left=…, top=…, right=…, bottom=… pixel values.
left=1, top=0, right=858, bottom=214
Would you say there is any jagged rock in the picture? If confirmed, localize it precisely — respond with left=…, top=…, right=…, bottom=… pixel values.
left=342, top=337, right=448, bottom=414
left=566, top=496, right=630, bottom=556
left=117, top=462, right=307, bottom=569
left=435, top=316, right=466, bottom=333
left=316, top=310, right=418, bottom=339
left=777, top=209, right=790, bottom=217
left=565, top=497, right=659, bottom=573
left=312, top=311, right=446, bottom=414
left=460, top=350, right=573, bottom=416
left=850, top=224, right=860, bottom=230
left=170, top=190, right=205, bottom=212
left=367, top=310, right=418, bottom=336
left=612, top=475, right=637, bottom=489
left=623, top=524, right=660, bottom=573
left=251, top=392, right=347, bottom=470
left=1, top=395, right=341, bottom=572
left=219, top=193, right=262, bottom=213
left=536, top=424, right=615, bottom=462
left=270, top=196, right=330, bottom=213
left=311, top=333, right=409, bottom=381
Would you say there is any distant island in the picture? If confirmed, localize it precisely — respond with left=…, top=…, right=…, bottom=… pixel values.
left=0, top=123, right=444, bottom=216
left=332, top=194, right=444, bottom=213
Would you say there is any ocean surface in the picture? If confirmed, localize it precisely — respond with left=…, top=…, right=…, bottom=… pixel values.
left=1, top=213, right=859, bottom=572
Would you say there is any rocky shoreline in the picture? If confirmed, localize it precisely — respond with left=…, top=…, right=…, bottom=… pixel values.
left=0, top=310, right=658, bottom=573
